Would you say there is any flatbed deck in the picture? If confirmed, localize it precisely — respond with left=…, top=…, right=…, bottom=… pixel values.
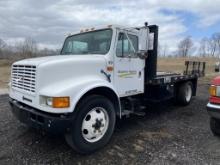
left=145, top=61, right=205, bottom=85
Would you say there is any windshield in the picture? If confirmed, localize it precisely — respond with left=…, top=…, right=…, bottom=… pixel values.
left=61, top=29, right=112, bottom=55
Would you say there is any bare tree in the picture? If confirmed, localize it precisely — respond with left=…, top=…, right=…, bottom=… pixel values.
left=158, top=43, right=169, bottom=57
left=199, top=37, right=208, bottom=57
left=178, top=36, right=193, bottom=57
left=16, top=37, right=38, bottom=59
left=158, top=43, right=162, bottom=57
left=213, top=33, right=220, bottom=58
left=207, top=38, right=213, bottom=57
left=162, top=44, right=168, bottom=57
left=0, top=38, right=6, bottom=59
left=207, top=33, right=220, bottom=57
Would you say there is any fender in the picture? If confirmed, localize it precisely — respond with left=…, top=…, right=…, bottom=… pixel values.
left=39, top=76, right=120, bottom=114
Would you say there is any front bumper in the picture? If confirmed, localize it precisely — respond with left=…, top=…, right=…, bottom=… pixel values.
left=207, top=102, right=220, bottom=119
left=9, top=98, right=74, bottom=134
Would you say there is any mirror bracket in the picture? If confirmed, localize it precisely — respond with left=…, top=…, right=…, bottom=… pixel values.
left=137, top=51, right=148, bottom=59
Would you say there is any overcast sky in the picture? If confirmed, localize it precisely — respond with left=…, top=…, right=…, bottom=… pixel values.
left=1, top=0, right=220, bottom=53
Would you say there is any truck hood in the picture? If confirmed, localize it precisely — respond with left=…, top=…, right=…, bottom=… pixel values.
left=12, top=54, right=108, bottom=95
left=13, top=55, right=106, bottom=66
left=33, top=55, right=107, bottom=93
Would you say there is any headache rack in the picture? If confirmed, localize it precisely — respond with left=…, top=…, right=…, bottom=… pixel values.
left=143, top=24, right=206, bottom=86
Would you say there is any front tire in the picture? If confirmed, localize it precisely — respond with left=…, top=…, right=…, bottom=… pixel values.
left=65, top=95, right=116, bottom=154
left=210, top=117, right=220, bottom=136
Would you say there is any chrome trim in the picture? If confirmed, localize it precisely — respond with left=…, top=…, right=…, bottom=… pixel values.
left=207, top=102, right=220, bottom=109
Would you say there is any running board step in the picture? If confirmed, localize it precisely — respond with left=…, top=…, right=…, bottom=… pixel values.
left=121, top=110, right=146, bottom=117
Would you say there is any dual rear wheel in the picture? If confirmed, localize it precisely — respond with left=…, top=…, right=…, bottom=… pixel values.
left=176, top=81, right=193, bottom=105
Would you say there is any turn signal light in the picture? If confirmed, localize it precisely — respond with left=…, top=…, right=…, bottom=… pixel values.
left=209, top=85, right=217, bottom=96
left=107, top=66, right=114, bottom=71
left=53, top=97, right=70, bottom=108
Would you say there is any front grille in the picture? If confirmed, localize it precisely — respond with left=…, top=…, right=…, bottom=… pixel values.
left=12, top=65, right=36, bottom=94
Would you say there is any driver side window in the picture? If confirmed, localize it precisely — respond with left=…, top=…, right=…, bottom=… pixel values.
left=116, top=33, right=138, bottom=58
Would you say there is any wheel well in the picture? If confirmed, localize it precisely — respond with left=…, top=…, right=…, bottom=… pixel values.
left=77, top=87, right=121, bottom=117
left=175, top=78, right=197, bottom=96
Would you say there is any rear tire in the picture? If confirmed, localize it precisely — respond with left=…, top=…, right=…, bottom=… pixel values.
left=65, top=95, right=116, bottom=154
left=210, top=117, right=220, bottom=136
left=176, top=81, right=193, bottom=106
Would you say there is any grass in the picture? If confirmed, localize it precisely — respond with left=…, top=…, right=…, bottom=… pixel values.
left=0, top=59, right=11, bottom=89
left=0, top=57, right=218, bottom=89
left=157, top=57, right=219, bottom=84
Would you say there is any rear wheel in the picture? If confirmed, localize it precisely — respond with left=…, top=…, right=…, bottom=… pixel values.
left=210, top=117, right=220, bottom=136
left=176, top=81, right=193, bottom=105
left=65, top=95, right=116, bottom=154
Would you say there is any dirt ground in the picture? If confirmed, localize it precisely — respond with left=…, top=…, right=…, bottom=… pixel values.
left=0, top=57, right=219, bottom=164
left=0, top=84, right=220, bottom=164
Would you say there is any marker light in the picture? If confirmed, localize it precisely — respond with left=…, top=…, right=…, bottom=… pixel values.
left=52, top=97, right=70, bottom=108
left=209, top=85, right=217, bottom=96
left=107, top=66, right=114, bottom=71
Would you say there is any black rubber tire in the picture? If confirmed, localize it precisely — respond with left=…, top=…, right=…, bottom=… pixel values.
left=176, top=81, right=193, bottom=106
left=65, top=95, right=116, bottom=154
left=210, top=117, right=220, bottom=136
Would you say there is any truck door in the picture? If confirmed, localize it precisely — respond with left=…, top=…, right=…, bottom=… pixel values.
left=114, top=32, right=145, bottom=97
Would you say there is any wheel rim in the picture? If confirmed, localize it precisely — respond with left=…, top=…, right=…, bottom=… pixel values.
left=81, top=107, right=109, bottom=143
left=185, top=84, right=192, bottom=102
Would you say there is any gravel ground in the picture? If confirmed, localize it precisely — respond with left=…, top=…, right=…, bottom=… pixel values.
left=0, top=84, right=220, bottom=165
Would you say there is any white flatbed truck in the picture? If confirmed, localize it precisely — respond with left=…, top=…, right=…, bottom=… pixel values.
left=9, top=22, right=205, bottom=154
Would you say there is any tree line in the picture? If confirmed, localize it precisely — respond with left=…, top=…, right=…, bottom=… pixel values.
left=0, top=37, right=60, bottom=61
left=159, top=32, right=220, bottom=57
left=1, top=33, right=220, bottom=60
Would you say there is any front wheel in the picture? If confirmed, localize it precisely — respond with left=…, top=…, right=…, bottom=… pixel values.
left=210, top=117, right=220, bottom=136
left=65, top=95, right=116, bottom=154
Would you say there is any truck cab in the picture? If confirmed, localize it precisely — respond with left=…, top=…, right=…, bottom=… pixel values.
left=9, top=23, right=204, bottom=154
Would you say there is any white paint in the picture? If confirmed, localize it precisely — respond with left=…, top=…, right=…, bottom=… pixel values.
left=9, top=25, right=148, bottom=114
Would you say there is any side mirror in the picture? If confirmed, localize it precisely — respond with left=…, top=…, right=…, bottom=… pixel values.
left=137, top=51, right=148, bottom=59
left=138, top=28, right=149, bottom=52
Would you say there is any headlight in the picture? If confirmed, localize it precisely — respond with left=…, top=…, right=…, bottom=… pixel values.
left=41, top=96, right=70, bottom=108
left=46, top=97, right=53, bottom=106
